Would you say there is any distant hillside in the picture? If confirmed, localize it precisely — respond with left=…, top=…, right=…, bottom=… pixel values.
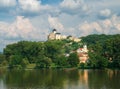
left=81, top=34, right=120, bottom=46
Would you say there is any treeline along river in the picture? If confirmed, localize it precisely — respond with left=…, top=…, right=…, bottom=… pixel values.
left=0, top=69, right=120, bottom=89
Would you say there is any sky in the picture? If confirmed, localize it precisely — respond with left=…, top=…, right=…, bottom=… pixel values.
left=0, top=0, right=120, bottom=52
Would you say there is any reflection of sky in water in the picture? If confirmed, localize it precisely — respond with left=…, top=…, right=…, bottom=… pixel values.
left=0, top=80, right=6, bottom=89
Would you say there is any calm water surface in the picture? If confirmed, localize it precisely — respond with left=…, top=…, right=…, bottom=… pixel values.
left=0, top=69, right=120, bottom=89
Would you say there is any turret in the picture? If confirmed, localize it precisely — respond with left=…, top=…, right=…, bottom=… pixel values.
left=83, top=45, right=88, bottom=53
left=53, top=29, right=57, bottom=34
left=83, top=45, right=87, bottom=49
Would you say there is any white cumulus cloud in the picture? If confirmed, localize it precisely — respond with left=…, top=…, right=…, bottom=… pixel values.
left=18, top=0, right=41, bottom=13
left=0, top=15, right=55, bottom=51
left=79, top=21, right=102, bottom=36
left=18, top=0, right=51, bottom=15
left=0, top=0, right=16, bottom=7
left=0, top=16, right=44, bottom=51
left=60, top=0, right=89, bottom=14
left=100, top=9, right=111, bottom=17
left=48, top=16, right=64, bottom=31
left=60, top=0, right=83, bottom=9
left=7, top=16, right=38, bottom=39
left=78, top=14, right=120, bottom=36
left=0, top=16, right=51, bottom=40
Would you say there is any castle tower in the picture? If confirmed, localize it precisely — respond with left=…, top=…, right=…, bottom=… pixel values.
left=48, top=29, right=57, bottom=40
left=53, top=29, right=57, bottom=34
left=83, top=45, right=88, bottom=53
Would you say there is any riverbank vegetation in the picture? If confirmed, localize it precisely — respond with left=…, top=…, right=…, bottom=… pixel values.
left=0, top=34, right=120, bottom=69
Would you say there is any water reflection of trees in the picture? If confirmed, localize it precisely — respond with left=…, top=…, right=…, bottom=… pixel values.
left=1, top=69, right=120, bottom=89
left=87, top=69, right=120, bottom=89
left=4, top=69, right=79, bottom=89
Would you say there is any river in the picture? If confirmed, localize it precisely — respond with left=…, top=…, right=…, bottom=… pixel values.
left=0, top=69, right=119, bottom=89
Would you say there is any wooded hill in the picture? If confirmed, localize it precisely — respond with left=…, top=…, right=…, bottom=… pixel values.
left=0, top=34, right=120, bottom=69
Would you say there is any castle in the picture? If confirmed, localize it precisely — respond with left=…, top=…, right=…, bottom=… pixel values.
left=48, top=29, right=88, bottom=63
left=48, top=29, right=81, bottom=42
left=48, top=29, right=67, bottom=40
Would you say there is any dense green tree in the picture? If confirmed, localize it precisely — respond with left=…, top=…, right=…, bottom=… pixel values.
left=68, top=52, right=79, bottom=67
left=9, top=55, right=23, bottom=68
left=0, top=54, right=5, bottom=64
left=36, top=56, right=52, bottom=68
left=104, top=35, right=120, bottom=68
left=45, top=40, right=65, bottom=62
left=55, top=55, right=68, bottom=67
left=0, top=54, right=8, bottom=66
left=81, top=34, right=113, bottom=46
left=88, top=52, right=108, bottom=68
left=21, top=58, right=29, bottom=68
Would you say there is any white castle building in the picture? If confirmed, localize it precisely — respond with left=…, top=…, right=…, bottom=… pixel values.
left=48, top=29, right=81, bottom=42
left=48, top=29, right=67, bottom=40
